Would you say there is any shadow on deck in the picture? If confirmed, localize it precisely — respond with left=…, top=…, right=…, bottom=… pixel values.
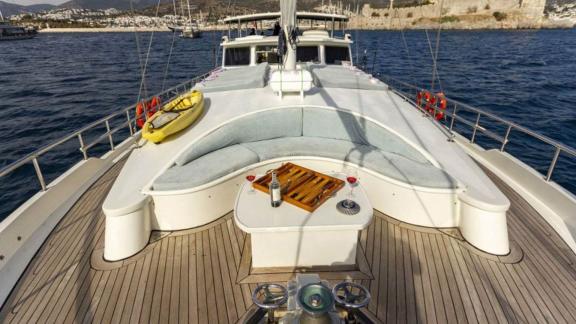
left=1, top=161, right=576, bottom=323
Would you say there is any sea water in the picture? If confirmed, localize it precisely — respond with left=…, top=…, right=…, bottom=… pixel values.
left=0, top=29, right=574, bottom=221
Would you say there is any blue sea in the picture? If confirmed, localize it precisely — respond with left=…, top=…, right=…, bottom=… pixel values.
left=0, top=29, right=575, bottom=221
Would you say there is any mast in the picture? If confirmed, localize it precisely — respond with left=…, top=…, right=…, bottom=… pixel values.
left=180, top=0, right=186, bottom=20
left=280, top=0, right=297, bottom=71
left=186, top=0, right=192, bottom=25
left=270, top=0, right=313, bottom=98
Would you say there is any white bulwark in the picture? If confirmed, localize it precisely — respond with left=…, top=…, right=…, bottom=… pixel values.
left=102, top=10, right=510, bottom=264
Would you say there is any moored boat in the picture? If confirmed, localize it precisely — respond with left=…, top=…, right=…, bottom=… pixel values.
left=179, top=25, right=202, bottom=39
left=179, top=0, right=202, bottom=39
left=0, top=22, right=37, bottom=41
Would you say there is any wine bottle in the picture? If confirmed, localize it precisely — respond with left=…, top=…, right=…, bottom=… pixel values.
left=269, top=171, right=282, bottom=207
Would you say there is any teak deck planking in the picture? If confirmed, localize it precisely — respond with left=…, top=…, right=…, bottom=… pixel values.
left=1, top=162, right=576, bottom=323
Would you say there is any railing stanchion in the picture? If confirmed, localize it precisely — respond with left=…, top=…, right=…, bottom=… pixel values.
left=449, top=103, right=457, bottom=133
left=470, top=113, right=481, bottom=144
left=500, top=125, right=513, bottom=152
left=546, top=147, right=561, bottom=182
left=126, top=110, right=134, bottom=136
left=32, top=157, right=47, bottom=191
left=77, top=133, right=88, bottom=160
left=142, top=100, right=149, bottom=122
left=105, top=120, right=115, bottom=151
left=0, top=68, right=218, bottom=195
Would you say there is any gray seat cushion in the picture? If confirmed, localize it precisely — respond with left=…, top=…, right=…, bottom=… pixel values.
left=175, top=108, right=303, bottom=166
left=302, top=108, right=429, bottom=164
left=241, top=137, right=358, bottom=161
left=343, top=146, right=456, bottom=189
left=308, top=65, right=387, bottom=91
left=195, top=63, right=269, bottom=93
left=154, top=145, right=259, bottom=191
left=242, top=137, right=456, bottom=189
left=155, top=108, right=457, bottom=191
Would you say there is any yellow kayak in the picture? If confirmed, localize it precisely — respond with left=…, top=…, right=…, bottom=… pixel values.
left=142, top=90, right=204, bottom=144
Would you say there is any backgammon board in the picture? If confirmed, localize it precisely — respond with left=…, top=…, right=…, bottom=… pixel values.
left=252, top=163, right=345, bottom=212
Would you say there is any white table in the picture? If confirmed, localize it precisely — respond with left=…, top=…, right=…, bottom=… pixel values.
left=234, top=173, right=373, bottom=268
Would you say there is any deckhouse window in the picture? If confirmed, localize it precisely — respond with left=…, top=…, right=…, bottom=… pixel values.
left=225, top=47, right=250, bottom=66
left=256, top=46, right=280, bottom=64
left=297, top=46, right=319, bottom=63
left=325, top=46, right=350, bottom=64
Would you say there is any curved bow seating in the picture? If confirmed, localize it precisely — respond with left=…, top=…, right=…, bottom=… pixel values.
left=153, top=107, right=458, bottom=191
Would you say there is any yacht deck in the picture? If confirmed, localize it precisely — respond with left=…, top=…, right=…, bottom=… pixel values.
left=1, top=160, right=576, bottom=323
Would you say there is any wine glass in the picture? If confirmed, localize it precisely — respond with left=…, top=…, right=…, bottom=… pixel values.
left=344, top=166, right=358, bottom=208
left=246, top=173, right=256, bottom=193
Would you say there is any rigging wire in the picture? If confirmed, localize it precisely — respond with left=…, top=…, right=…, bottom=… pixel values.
left=217, top=0, right=236, bottom=67
left=161, top=0, right=179, bottom=92
left=211, top=1, right=230, bottom=68
left=354, top=0, right=360, bottom=64
left=400, top=29, right=418, bottom=86
left=393, top=2, right=420, bottom=89
left=129, top=0, right=148, bottom=101
left=136, top=0, right=163, bottom=103
left=423, top=30, right=444, bottom=94
left=429, top=0, right=444, bottom=93
left=386, top=0, right=444, bottom=94
left=161, top=32, right=178, bottom=92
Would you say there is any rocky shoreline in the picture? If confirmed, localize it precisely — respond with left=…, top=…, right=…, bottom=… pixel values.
left=38, top=26, right=228, bottom=33
left=350, top=2, right=575, bottom=31
left=350, top=19, right=575, bottom=30
left=37, top=22, right=573, bottom=34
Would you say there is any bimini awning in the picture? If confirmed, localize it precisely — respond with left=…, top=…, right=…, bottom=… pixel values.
left=222, top=12, right=349, bottom=24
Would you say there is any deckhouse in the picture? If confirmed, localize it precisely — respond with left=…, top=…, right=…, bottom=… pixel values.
left=220, top=12, right=353, bottom=68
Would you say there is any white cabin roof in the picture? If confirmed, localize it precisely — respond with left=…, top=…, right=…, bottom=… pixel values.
left=222, top=11, right=349, bottom=24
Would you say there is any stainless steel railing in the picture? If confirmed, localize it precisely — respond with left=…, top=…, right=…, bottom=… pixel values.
left=0, top=69, right=216, bottom=191
left=2, top=67, right=572, bottom=196
left=378, top=75, right=576, bottom=183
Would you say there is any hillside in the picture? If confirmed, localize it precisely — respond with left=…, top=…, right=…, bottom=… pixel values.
left=2, top=1, right=568, bottom=17
left=58, top=0, right=320, bottom=12
left=59, top=0, right=165, bottom=10
left=2, top=0, right=567, bottom=25
left=0, top=1, right=55, bottom=17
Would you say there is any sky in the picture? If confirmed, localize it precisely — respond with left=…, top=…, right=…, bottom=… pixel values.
left=3, top=0, right=67, bottom=5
